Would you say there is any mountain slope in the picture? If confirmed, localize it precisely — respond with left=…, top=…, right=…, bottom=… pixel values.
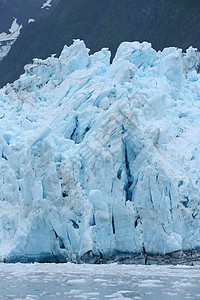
left=0, top=0, right=157, bottom=86
left=1, top=0, right=200, bottom=88
left=0, top=0, right=60, bottom=63
left=0, top=0, right=60, bottom=32
left=138, top=0, right=200, bottom=50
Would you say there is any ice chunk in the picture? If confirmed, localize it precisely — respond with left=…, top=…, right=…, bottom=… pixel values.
left=159, top=48, right=183, bottom=86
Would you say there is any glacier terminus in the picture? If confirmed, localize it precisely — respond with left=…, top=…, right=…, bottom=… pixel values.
left=1, top=40, right=200, bottom=263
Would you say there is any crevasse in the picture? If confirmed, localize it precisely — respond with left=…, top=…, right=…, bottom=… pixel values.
left=0, top=40, right=200, bottom=263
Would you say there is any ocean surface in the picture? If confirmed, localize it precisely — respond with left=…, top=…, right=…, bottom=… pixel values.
left=0, top=263, right=200, bottom=299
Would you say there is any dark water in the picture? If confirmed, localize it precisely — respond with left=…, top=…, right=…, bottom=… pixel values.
left=0, top=263, right=200, bottom=299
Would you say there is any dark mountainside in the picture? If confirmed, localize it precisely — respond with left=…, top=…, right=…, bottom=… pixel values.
left=0, top=0, right=200, bottom=87
left=0, top=0, right=60, bottom=32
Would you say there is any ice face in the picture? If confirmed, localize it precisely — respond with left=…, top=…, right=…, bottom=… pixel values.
left=1, top=39, right=200, bottom=263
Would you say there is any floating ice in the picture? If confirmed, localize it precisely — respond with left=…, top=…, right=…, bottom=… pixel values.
left=1, top=39, right=200, bottom=263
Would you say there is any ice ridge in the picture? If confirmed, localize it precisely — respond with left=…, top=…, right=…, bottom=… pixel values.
left=1, top=40, right=200, bottom=263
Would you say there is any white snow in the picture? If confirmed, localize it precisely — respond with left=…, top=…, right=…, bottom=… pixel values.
left=0, top=18, right=22, bottom=42
left=1, top=39, right=200, bottom=263
left=0, top=18, right=22, bottom=61
left=0, top=40, right=14, bottom=62
left=41, top=0, right=52, bottom=9
left=28, top=19, right=35, bottom=24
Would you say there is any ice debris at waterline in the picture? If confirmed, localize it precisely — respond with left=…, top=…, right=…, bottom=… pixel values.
left=1, top=40, right=200, bottom=263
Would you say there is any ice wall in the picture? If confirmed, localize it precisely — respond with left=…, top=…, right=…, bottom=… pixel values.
left=1, top=40, right=200, bottom=263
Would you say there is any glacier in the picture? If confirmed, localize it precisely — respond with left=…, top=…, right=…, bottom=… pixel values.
left=1, top=39, right=200, bottom=263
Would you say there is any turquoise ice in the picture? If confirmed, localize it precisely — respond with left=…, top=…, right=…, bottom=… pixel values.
left=0, top=40, right=200, bottom=262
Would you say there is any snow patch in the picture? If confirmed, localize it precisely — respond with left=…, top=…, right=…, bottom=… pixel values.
left=0, top=18, right=22, bottom=42
left=0, top=18, right=22, bottom=61
left=41, top=0, right=52, bottom=9
left=28, top=19, right=35, bottom=24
